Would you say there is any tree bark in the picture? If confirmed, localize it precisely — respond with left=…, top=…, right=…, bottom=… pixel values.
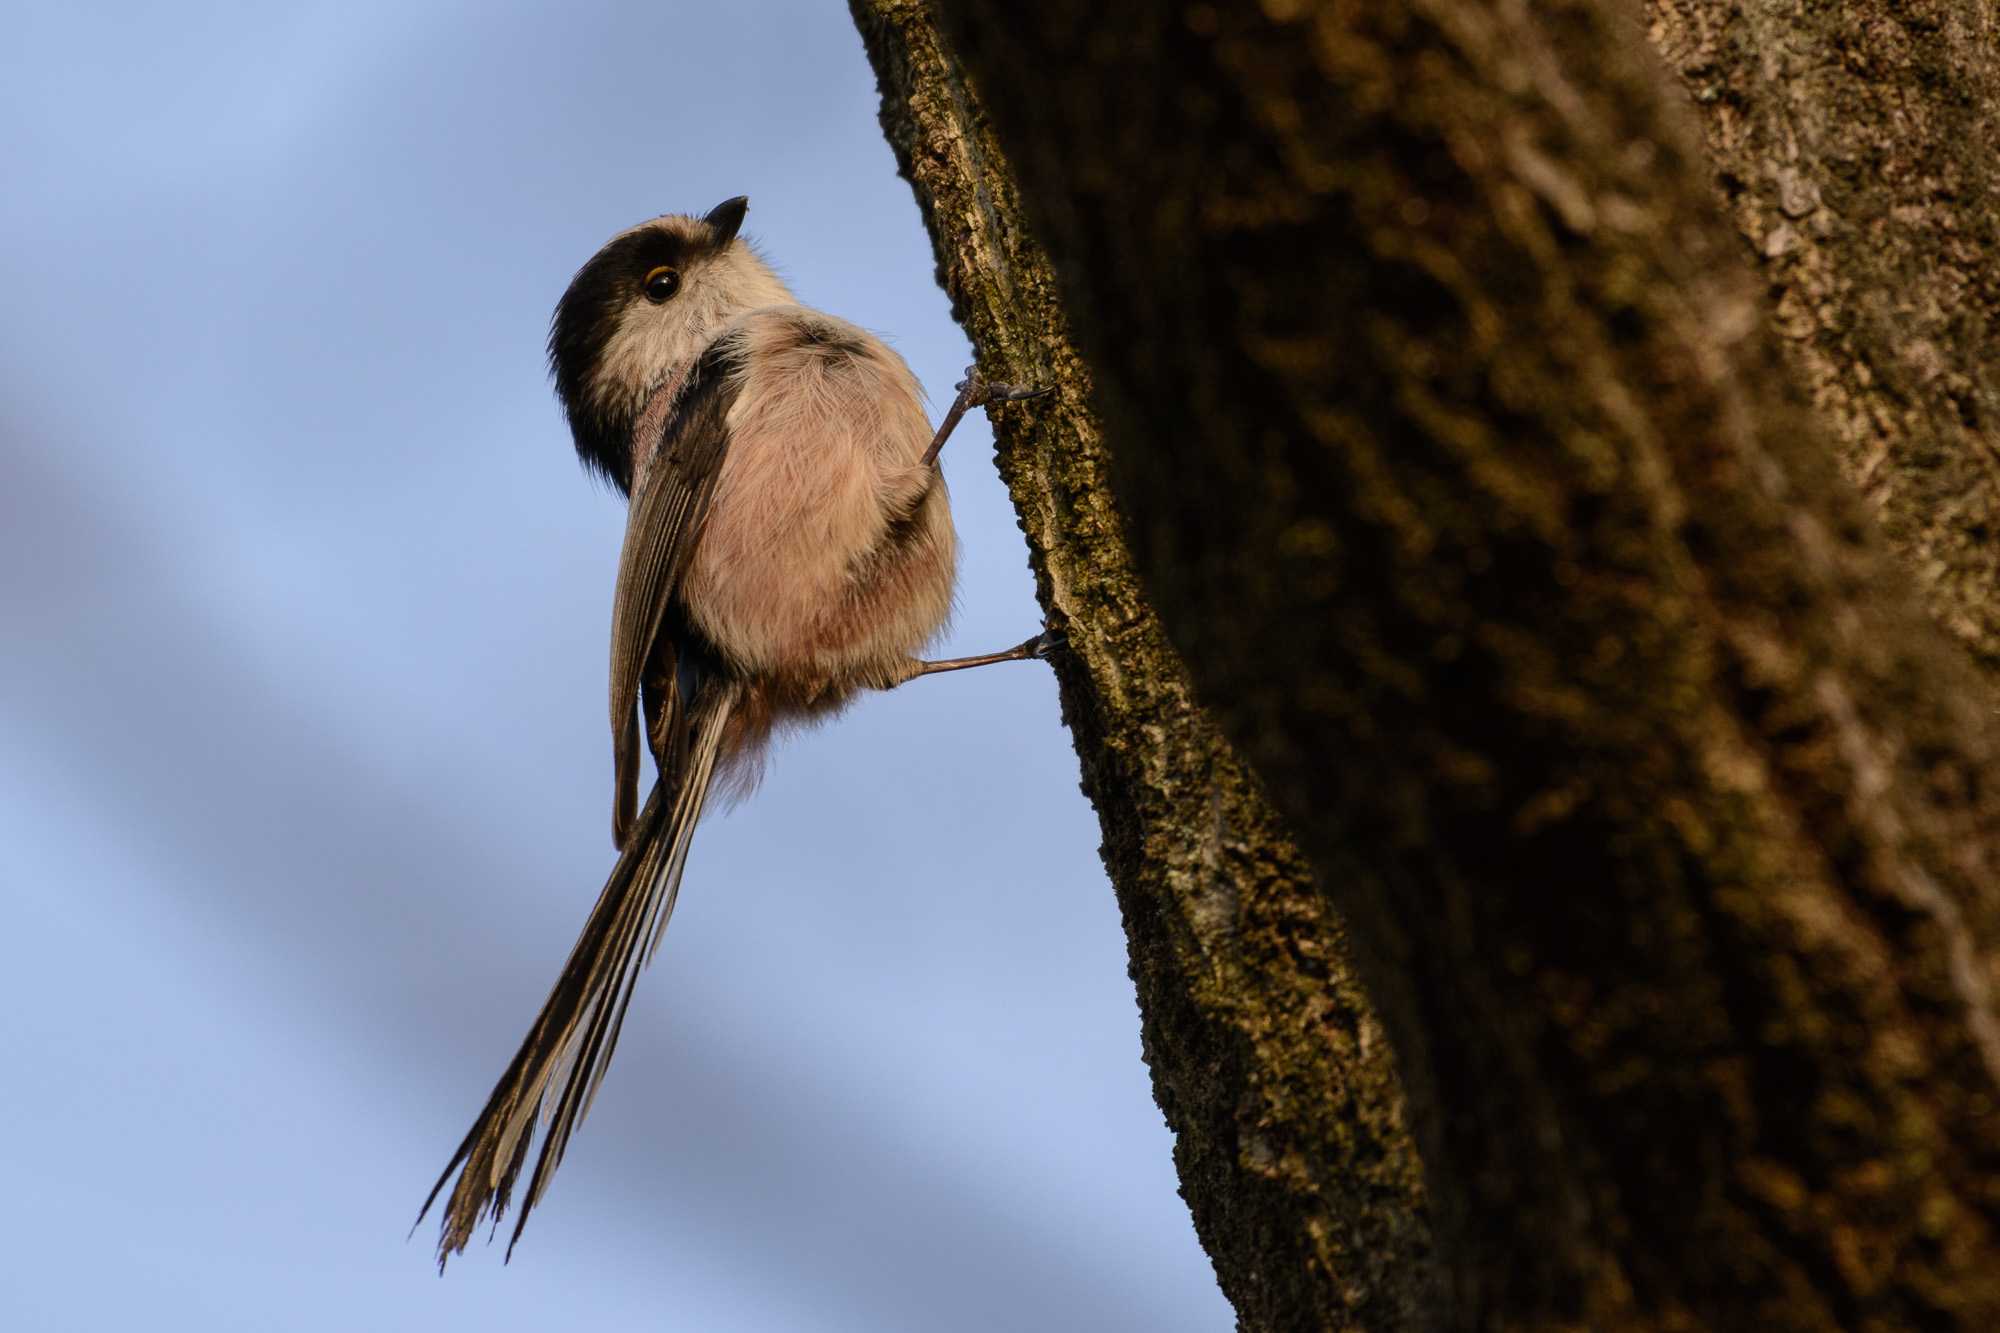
left=1649, top=0, right=2000, bottom=674
left=849, top=6, right=1436, bottom=1330
left=885, top=1, right=2000, bottom=1331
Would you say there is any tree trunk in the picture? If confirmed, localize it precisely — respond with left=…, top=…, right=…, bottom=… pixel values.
left=852, top=1, right=2000, bottom=1330
left=1649, top=1, right=2000, bottom=674
left=849, top=6, right=1435, bottom=1331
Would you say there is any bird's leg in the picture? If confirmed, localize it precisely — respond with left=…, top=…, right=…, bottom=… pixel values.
left=921, top=364, right=1053, bottom=467
left=887, top=628, right=1066, bottom=687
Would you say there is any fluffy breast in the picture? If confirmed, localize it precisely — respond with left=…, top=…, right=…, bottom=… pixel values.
left=680, top=305, right=957, bottom=687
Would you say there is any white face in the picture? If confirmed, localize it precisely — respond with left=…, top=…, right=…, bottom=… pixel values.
left=588, top=224, right=793, bottom=421
left=549, top=205, right=794, bottom=490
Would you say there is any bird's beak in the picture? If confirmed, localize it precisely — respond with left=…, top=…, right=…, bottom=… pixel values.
left=703, top=195, right=748, bottom=248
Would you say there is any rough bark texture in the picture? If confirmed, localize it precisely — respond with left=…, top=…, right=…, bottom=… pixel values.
left=1650, top=0, right=2000, bottom=673
left=872, top=1, right=2000, bottom=1331
left=849, top=5, right=1436, bottom=1330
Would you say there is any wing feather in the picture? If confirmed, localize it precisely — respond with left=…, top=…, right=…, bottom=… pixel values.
left=608, top=335, right=743, bottom=847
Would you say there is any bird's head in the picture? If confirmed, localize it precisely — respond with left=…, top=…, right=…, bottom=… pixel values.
left=549, top=196, right=789, bottom=492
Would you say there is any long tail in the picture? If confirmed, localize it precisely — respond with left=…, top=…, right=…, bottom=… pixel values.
left=417, top=682, right=738, bottom=1269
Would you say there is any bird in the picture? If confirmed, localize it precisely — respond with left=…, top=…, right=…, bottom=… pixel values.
left=416, top=196, right=1057, bottom=1267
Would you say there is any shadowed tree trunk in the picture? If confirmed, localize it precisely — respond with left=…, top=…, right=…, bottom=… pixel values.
left=852, top=1, right=2000, bottom=1330
left=849, top=8, right=1436, bottom=1330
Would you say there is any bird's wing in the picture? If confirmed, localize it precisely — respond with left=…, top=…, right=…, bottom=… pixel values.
left=418, top=677, right=742, bottom=1267
left=607, top=334, right=742, bottom=849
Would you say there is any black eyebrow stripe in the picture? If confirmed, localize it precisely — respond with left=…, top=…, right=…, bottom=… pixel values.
left=547, top=219, right=721, bottom=490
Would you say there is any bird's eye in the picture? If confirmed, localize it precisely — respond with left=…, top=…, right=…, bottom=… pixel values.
left=643, top=265, right=681, bottom=303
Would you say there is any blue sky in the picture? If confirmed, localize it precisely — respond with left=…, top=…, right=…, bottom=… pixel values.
left=0, top=3, right=1227, bottom=1328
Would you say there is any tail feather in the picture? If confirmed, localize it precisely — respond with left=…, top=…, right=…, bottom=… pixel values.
left=417, top=683, right=737, bottom=1268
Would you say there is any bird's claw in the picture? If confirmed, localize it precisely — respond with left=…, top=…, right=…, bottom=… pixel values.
left=955, top=364, right=1053, bottom=409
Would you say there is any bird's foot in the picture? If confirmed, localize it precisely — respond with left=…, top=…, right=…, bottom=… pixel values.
left=922, top=364, right=1054, bottom=466
left=954, top=364, right=1054, bottom=409
left=889, top=622, right=1067, bottom=687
